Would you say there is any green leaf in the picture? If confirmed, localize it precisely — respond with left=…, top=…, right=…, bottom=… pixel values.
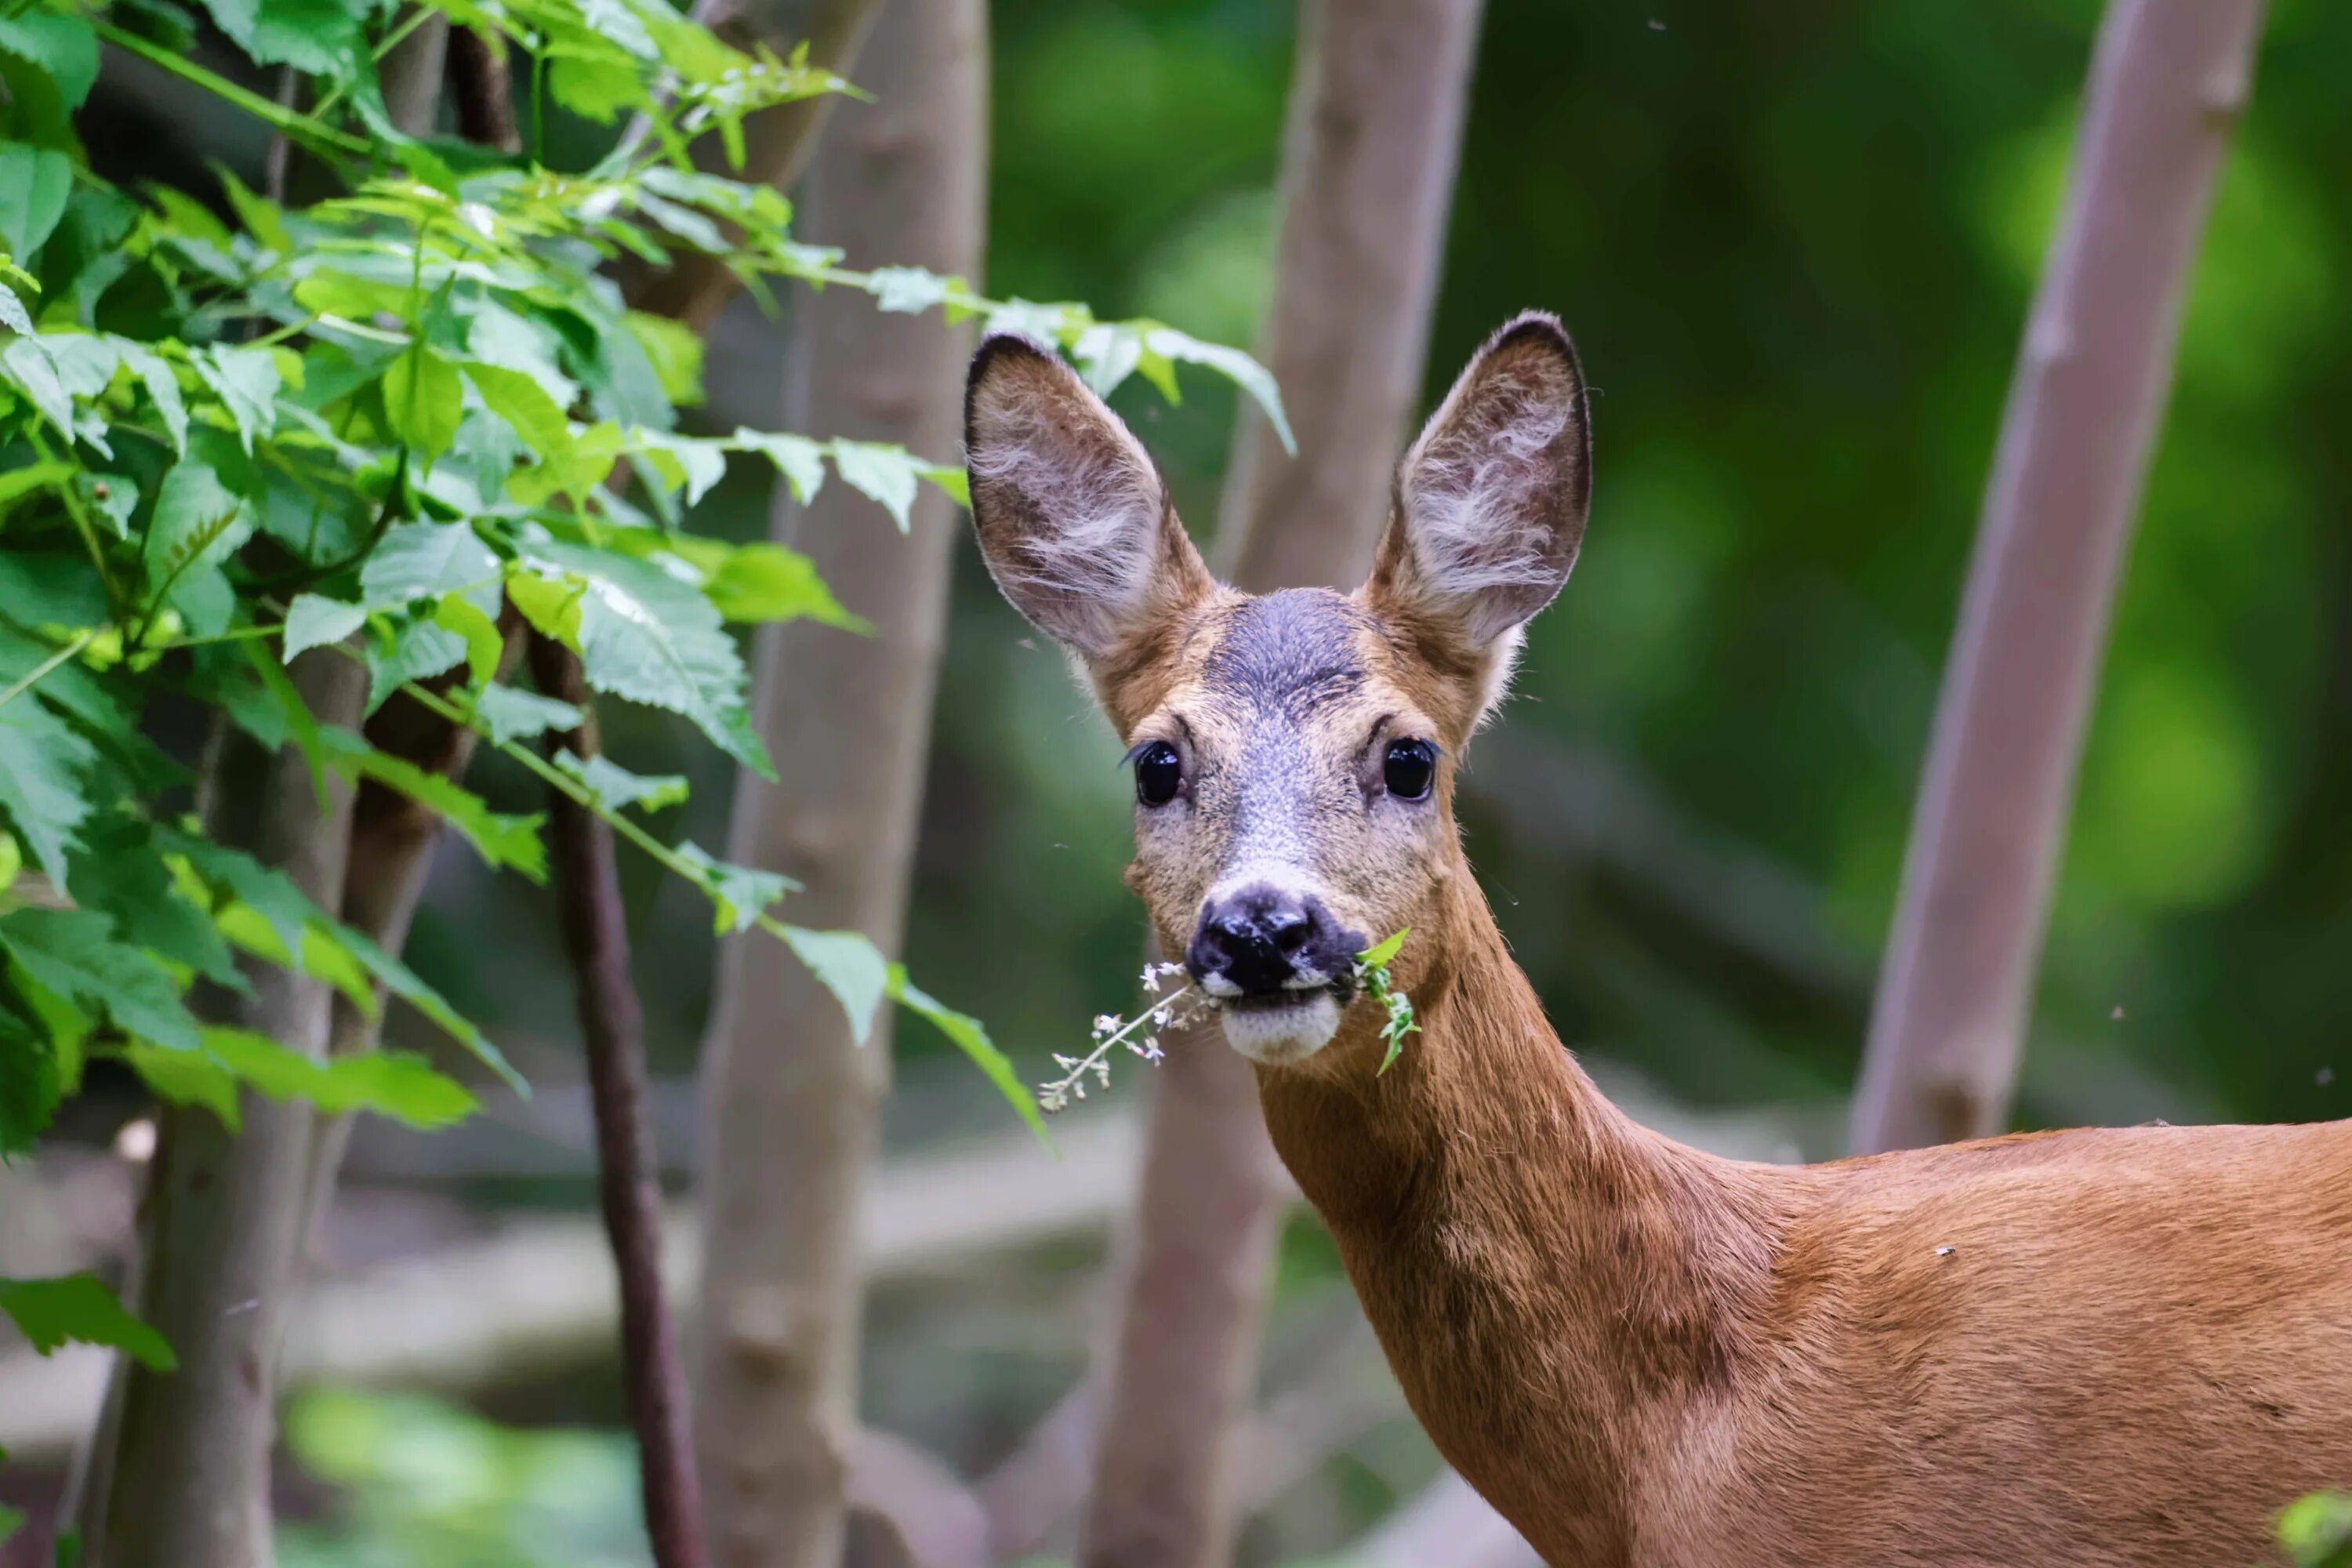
left=1357, top=928, right=1409, bottom=970
left=383, top=348, right=463, bottom=465
left=281, top=593, right=367, bottom=660
left=434, top=595, right=503, bottom=688
left=695, top=541, right=865, bottom=629
left=0, top=142, right=71, bottom=263
left=0, top=907, right=200, bottom=1051
left=470, top=684, right=581, bottom=746
left=124, top=1039, right=241, bottom=1128
left=676, top=841, right=793, bottom=933
left=0, top=1501, right=23, bottom=1546
left=363, top=613, right=465, bottom=711
left=519, top=541, right=771, bottom=778
left=117, top=343, right=188, bottom=455
left=1144, top=327, right=1295, bottom=456
left=866, top=266, right=952, bottom=314
left=0, top=1010, right=61, bottom=1155
left=358, top=521, right=499, bottom=614
left=328, top=924, right=525, bottom=1095
left=890, top=968, right=1049, bottom=1146
left=733, top=427, right=824, bottom=504
left=0, top=279, right=29, bottom=336
left=323, top=728, right=546, bottom=882
left=780, top=925, right=887, bottom=1044
left=623, top=312, right=702, bottom=406
left=213, top=163, right=290, bottom=254
left=0, top=12, right=99, bottom=113
left=829, top=440, right=920, bottom=530
left=0, top=1272, right=175, bottom=1370
left=462, top=361, right=580, bottom=496
left=64, top=817, right=242, bottom=992
left=1, top=336, right=70, bottom=434
left=506, top=569, right=584, bottom=651
left=143, top=462, right=256, bottom=637
left=191, top=343, right=281, bottom=453
left=554, top=751, right=687, bottom=812
left=0, top=702, right=96, bottom=885
left=633, top=429, right=726, bottom=507
left=198, top=1025, right=477, bottom=1129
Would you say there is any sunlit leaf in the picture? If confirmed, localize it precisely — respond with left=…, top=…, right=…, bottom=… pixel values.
left=0, top=1272, right=174, bottom=1369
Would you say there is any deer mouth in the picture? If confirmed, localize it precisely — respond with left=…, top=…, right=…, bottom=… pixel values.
left=1215, top=982, right=1349, bottom=1066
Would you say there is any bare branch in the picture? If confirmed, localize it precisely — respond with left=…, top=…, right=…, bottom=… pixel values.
left=531, top=635, right=706, bottom=1568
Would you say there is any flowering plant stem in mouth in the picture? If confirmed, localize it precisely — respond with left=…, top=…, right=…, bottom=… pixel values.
left=1036, top=961, right=1208, bottom=1113
left=1356, top=930, right=1418, bottom=1074
left=1038, top=935, right=1417, bottom=1110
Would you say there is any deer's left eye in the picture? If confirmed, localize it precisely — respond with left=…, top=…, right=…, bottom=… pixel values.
left=1383, top=739, right=1437, bottom=800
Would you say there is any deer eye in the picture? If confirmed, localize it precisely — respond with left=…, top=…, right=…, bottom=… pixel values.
left=1134, top=741, right=1182, bottom=807
left=1383, top=739, right=1437, bottom=800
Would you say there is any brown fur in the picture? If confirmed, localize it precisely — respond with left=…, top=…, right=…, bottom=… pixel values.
left=964, top=315, right=2352, bottom=1566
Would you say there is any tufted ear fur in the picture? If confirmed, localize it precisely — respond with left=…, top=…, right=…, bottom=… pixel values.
left=964, top=333, right=1214, bottom=671
left=1363, top=312, right=1592, bottom=727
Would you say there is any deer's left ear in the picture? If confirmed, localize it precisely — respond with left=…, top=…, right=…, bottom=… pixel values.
left=1363, top=312, right=1591, bottom=720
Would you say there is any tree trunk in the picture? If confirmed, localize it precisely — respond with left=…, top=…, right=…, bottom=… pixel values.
left=1076, top=3, right=1485, bottom=1565
left=1849, top=0, right=2267, bottom=1156
left=619, top=0, right=886, bottom=332
left=691, top=2, right=983, bottom=1563
left=87, top=650, right=368, bottom=1568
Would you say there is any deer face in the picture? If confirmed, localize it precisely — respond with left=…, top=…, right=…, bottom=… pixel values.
left=965, top=314, right=1591, bottom=1067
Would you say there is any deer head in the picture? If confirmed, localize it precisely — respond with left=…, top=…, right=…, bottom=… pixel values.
left=964, top=314, right=1591, bottom=1068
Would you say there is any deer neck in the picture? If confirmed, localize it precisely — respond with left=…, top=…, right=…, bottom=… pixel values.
left=1253, top=866, right=1784, bottom=1557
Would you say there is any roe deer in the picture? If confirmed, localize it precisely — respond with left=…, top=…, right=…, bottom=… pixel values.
left=961, top=314, right=2352, bottom=1567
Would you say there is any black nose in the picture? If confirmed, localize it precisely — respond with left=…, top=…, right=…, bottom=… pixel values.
left=1187, top=885, right=1343, bottom=998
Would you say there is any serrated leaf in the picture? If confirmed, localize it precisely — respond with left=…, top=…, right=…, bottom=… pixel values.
left=829, top=440, right=920, bottom=530
left=733, top=427, right=824, bottom=504
left=143, top=462, right=255, bottom=638
left=623, top=312, right=702, bottom=406
left=0, top=1007, right=62, bottom=1154
left=0, top=1272, right=174, bottom=1369
left=781, top=925, right=887, bottom=1044
left=633, top=429, right=726, bottom=507
left=674, top=840, right=793, bottom=934
left=0, top=142, right=71, bottom=263
left=696, top=542, right=864, bottom=629
left=0, top=702, right=95, bottom=885
left=555, top=751, right=686, bottom=812
left=0, top=336, right=69, bottom=433
left=0, top=280, right=28, bottom=336
left=462, top=361, right=579, bottom=495
left=125, top=1039, right=241, bottom=1128
left=281, top=593, right=367, bottom=660
left=865, top=266, right=952, bottom=314
left=324, top=728, right=546, bottom=881
left=64, top=817, right=242, bottom=992
left=519, top=540, right=771, bottom=778
left=890, top=967, right=1049, bottom=1146
left=0, top=906, right=200, bottom=1051
left=327, top=923, right=525, bottom=1094
left=506, top=569, right=584, bottom=651
left=191, top=343, right=281, bottom=454
left=1144, top=326, right=1295, bottom=455
left=363, top=613, right=465, bottom=712
left=198, top=1025, right=477, bottom=1128
left=117, top=343, right=188, bottom=453
left=0, top=11, right=98, bottom=113
left=434, top=595, right=503, bottom=688
left=383, top=348, right=463, bottom=465
left=469, top=684, right=580, bottom=745
left=358, top=520, right=499, bottom=614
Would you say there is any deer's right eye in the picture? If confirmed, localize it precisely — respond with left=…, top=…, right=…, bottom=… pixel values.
left=1134, top=741, right=1182, bottom=806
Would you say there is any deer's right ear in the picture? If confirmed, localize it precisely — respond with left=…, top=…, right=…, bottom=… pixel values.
left=964, top=333, right=1214, bottom=666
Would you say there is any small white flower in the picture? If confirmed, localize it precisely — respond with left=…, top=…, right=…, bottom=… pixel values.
left=1093, top=1013, right=1120, bottom=1036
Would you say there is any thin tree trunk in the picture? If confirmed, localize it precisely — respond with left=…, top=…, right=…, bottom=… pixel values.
left=619, top=0, right=886, bottom=332
left=1849, top=0, right=2266, bottom=1156
left=1076, top=3, right=1484, bottom=1565
left=528, top=637, right=706, bottom=1568
left=86, top=651, right=367, bottom=1568
left=691, top=2, right=983, bottom=1564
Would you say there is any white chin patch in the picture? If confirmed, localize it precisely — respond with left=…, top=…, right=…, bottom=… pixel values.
left=1217, top=991, right=1343, bottom=1066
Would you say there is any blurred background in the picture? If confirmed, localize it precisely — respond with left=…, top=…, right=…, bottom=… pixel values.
left=6, top=0, right=2350, bottom=1562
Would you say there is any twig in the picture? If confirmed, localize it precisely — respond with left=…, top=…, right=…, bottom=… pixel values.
left=527, top=632, right=706, bottom=1568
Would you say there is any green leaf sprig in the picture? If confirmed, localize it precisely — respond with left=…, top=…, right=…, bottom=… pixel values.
left=1356, top=928, right=1418, bottom=1074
